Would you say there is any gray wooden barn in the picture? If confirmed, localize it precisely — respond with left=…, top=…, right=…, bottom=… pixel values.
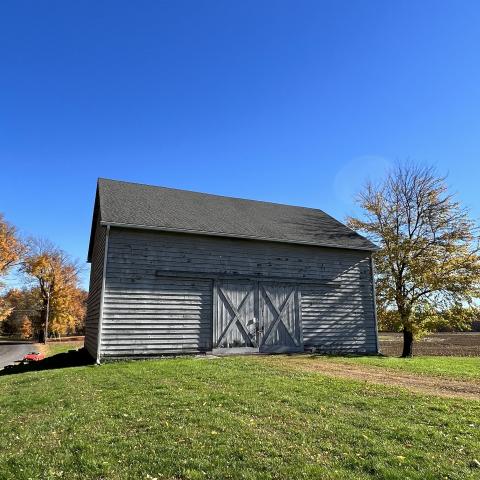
left=85, top=178, right=378, bottom=362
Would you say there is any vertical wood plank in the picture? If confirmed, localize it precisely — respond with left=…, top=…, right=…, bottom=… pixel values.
left=297, top=287, right=304, bottom=349
left=212, top=279, right=218, bottom=350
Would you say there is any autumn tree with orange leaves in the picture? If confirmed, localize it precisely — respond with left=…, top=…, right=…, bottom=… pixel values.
left=0, top=288, right=41, bottom=336
left=0, top=213, right=25, bottom=280
left=20, top=315, right=33, bottom=339
left=0, top=213, right=26, bottom=322
left=22, top=239, right=86, bottom=340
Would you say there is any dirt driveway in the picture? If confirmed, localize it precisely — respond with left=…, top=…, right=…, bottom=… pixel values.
left=271, top=357, right=480, bottom=401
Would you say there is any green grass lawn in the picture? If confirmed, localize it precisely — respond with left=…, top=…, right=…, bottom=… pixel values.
left=314, top=355, right=480, bottom=381
left=1, top=356, right=479, bottom=480
left=41, top=340, right=84, bottom=357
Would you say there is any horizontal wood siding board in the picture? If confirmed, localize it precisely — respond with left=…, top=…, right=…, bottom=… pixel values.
left=107, top=272, right=368, bottom=287
left=102, top=332, right=210, bottom=338
left=102, top=227, right=377, bottom=357
left=101, top=350, right=203, bottom=357
left=103, top=306, right=210, bottom=313
left=102, top=338, right=211, bottom=345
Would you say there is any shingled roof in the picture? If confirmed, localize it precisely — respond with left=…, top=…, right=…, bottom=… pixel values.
left=87, top=178, right=376, bottom=261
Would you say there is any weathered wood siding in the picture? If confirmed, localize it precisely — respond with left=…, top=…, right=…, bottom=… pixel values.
left=85, top=224, right=106, bottom=358
left=301, top=282, right=376, bottom=353
left=98, top=228, right=377, bottom=357
left=101, top=276, right=212, bottom=357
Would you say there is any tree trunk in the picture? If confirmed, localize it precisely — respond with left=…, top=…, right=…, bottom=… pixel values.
left=44, top=293, right=50, bottom=345
left=401, top=328, right=413, bottom=357
left=38, top=296, right=48, bottom=342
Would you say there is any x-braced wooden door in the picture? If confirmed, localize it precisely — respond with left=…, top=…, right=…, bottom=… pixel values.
left=213, top=280, right=303, bottom=354
left=212, top=280, right=259, bottom=354
left=258, top=283, right=303, bottom=353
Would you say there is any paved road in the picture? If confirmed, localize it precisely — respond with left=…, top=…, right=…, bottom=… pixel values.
left=0, top=341, right=34, bottom=369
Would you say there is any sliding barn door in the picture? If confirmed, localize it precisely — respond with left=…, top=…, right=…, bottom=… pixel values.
left=213, top=280, right=303, bottom=354
left=258, top=283, right=303, bottom=353
left=213, top=280, right=259, bottom=353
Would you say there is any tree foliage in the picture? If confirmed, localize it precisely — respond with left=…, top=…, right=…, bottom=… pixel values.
left=20, top=315, right=33, bottom=339
left=0, top=216, right=86, bottom=339
left=0, top=213, right=26, bottom=320
left=348, top=163, right=480, bottom=356
left=0, top=297, right=13, bottom=324
left=0, top=213, right=25, bottom=279
left=0, top=285, right=86, bottom=338
left=21, top=239, right=86, bottom=338
left=0, top=287, right=41, bottom=337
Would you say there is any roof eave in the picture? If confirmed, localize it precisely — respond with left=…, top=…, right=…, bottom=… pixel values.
left=99, top=220, right=378, bottom=252
left=87, top=185, right=101, bottom=263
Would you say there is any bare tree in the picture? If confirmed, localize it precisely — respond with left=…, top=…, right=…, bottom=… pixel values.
left=348, top=162, right=480, bottom=357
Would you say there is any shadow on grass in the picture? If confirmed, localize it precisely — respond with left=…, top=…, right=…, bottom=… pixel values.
left=0, top=348, right=94, bottom=376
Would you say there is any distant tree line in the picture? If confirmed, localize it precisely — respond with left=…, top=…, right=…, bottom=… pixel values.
left=0, top=214, right=86, bottom=340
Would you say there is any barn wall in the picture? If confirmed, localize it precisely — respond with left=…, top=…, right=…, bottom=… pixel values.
left=85, top=223, right=107, bottom=358
left=100, top=228, right=377, bottom=357
left=101, top=276, right=212, bottom=357
left=301, top=281, right=376, bottom=353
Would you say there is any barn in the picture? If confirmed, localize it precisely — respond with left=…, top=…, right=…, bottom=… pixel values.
left=85, top=178, right=379, bottom=363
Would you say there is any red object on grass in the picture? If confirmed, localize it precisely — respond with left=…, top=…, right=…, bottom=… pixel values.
left=23, top=352, right=45, bottom=362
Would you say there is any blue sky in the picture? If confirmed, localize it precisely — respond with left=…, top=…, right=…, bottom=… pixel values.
left=1, top=1, right=480, bottom=289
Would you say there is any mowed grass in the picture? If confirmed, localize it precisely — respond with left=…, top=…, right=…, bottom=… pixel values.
left=1, top=356, right=479, bottom=480
left=301, top=355, right=480, bottom=381
left=40, top=341, right=85, bottom=358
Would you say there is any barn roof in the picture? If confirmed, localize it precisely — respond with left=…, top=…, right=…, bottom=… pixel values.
left=87, top=178, right=377, bottom=261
